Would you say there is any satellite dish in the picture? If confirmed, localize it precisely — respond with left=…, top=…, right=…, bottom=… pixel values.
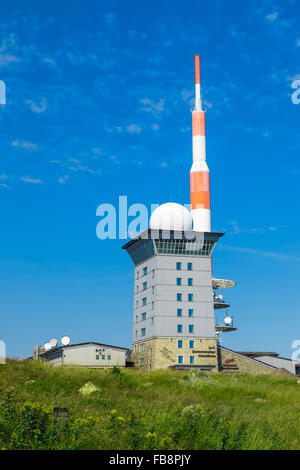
left=224, top=316, right=232, bottom=325
left=61, top=335, right=71, bottom=346
left=50, top=338, right=58, bottom=348
left=218, top=294, right=223, bottom=301
left=44, top=342, right=51, bottom=351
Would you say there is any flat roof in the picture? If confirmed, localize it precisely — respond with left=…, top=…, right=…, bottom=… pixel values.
left=236, top=351, right=279, bottom=358
left=122, top=229, right=224, bottom=250
left=41, top=341, right=130, bottom=357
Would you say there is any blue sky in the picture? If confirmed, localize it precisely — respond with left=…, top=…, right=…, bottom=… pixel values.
left=0, top=0, right=300, bottom=359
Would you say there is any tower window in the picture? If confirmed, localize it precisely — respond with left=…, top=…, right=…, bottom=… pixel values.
left=188, top=309, right=194, bottom=317
left=142, top=297, right=147, bottom=306
left=141, top=328, right=146, bottom=337
left=176, top=262, right=181, bottom=270
left=176, top=277, right=182, bottom=286
left=177, top=324, right=183, bottom=333
left=178, top=355, right=183, bottom=364
left=187, top=263, right=193, bottom=271
left=143, top=282, right=147, bottom=290
left=177, top=293, right=182, bottom=301
left=188, top=294, right=193, bottom=302
left=188, top=325, right=194, bottom=333
left=143, top=267, right=148, bottom=275
left=188, top=278, right=193, bottom=286
left=178, top=340, right=183, bottom=348
left=177, top=308, right=182, bottom=317
left=189, top=356, right=195, bottom=364
left=142, top=312, right=146, bottom=321
left=189, top=340, right=194, bottom=348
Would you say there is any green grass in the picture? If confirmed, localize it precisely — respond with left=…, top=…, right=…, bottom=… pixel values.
left=0, top=359, right=300, bottom=450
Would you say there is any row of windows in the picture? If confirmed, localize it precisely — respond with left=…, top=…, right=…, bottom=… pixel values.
left=139, top=355, right=195, bottom=366
left=96, top=354, right=111, bottom=360
left=135, top=313, right=154, bottom=324
left=177, top=277, right=193, bottom=286
left=136, top=267, right=155, bottom=279
left=178, top=340, right=195, bottom=348
left=177, top=324, right=194, bottom=333
left=155, top=239, right=215, bottom=256
left=136, top=283, right=155, bottom=294
left=135, top=328, right=146, bottom=338
left=135, top=325, right=195, bottom=335
left=177, top=293, right=193, bottom=302
left=178, top=355, right=195, bottom=364
left=176, top=262, right=193, bottom=271
left=177, top=308, right=194, bottom=317
left=136, top=298, right=154, bottom=309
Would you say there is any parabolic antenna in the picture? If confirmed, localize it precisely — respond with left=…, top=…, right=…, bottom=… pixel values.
left=49, top=338, right=58, bottom=348
left=224, top=316, right=232, bottom=325
left=44, top=342, right=52, bottom=351
left=61, top=335, right=71, bottom=346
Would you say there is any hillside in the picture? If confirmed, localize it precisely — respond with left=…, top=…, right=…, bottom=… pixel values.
left=0, top=360, right=299, bottom=450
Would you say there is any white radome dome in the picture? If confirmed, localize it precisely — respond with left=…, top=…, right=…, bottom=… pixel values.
left=149, top=203, right=193, bottom=231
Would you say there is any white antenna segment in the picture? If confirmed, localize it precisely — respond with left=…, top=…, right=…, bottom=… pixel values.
left=61, top=335, right=71, bottom=346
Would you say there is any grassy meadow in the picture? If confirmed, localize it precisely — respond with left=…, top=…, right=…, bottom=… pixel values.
left=0, top=359, right=300, bottom=450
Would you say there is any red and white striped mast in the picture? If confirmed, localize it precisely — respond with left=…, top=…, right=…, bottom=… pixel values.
left=190, top=55, right=211, bottom=232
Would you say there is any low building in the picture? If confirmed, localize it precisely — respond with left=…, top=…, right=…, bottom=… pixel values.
left=38, top=342, right=130, bottom=368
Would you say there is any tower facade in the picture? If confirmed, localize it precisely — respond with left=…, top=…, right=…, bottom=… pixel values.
left=122, top=230, right=223, bottom=371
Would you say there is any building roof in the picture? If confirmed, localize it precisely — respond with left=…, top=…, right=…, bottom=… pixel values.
left=220, top=346, right=277, bottom=370
left=40, top=341, right=130, bottom=358
left=236, top=351, right=279, bottom=358
left=122, top=229, right=224, bottom=250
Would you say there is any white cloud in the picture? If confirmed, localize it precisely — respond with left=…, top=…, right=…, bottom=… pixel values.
left=26, top=98, right=47, bottom=114
left=58, top=175, right=69, bottom=184
left=0, top=54, right=19, bottom=66
left=218, top=243, right=299, bottom=262
left=152, top=123, right=159, bottom=131
left=140, top=98, right=165, bottom=115
left=0, top=174, right=7, bottom=180
left=19, top=176, right=42, bottom=184
left=266, top=12, right=279, bottom=22
left=227, top=221, right=278, bottom=235
left=11, top=140, right=38, bottom=151
left=127, top=124, right=142, bottom=134
left=0, top=183, right=10, bottom=189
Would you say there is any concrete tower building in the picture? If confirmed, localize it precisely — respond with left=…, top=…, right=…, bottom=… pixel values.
left=122, top=56, right=236, bottom=371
